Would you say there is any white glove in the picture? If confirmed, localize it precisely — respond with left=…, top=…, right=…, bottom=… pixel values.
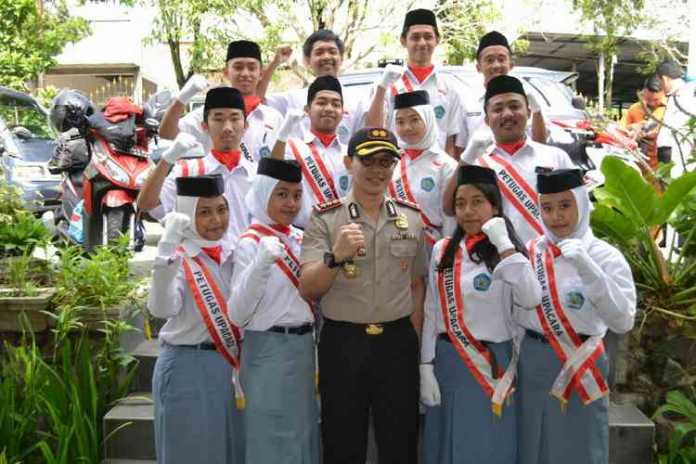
left=527, top=91, right=541, bottom=114
left=276, top=109, right=305, bottom=143
left=161, top=132, right=200, bottom=165
left=379, top=64, right=404, bottom=90
left=256, top=236, right=285, bottom=267
left=158, top=212, right=191, bottom=255
left=420, top=364, right=441, bottom=407
left=176, top=74, right=209, bottom=105
left=460, top=130, right=493, bottom=165
left=558, top=239, right=603, bottom=282
left=481, top=217, right=514, bottom=254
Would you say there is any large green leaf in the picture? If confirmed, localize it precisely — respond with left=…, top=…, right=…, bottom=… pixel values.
left=600, top=156, right=659, bottom=226
left=655, top=171, right=696, bottom=224
left=590, top=203, right=639, bottom=241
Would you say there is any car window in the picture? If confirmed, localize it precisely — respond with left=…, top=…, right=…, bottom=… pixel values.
left=0, top=97, right=53, bottom=139
left=524, top=77, right=575, bottom=113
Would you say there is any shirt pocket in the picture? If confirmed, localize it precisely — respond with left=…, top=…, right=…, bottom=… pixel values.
left=390, top=240, right=418, bottom=257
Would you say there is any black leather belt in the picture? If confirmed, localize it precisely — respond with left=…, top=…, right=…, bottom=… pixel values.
left=323, top=316, right=411, bottom=336
left=525, top=329, right=590, bottom=344
left=269, top=323, right=314, bottom=335
left=170, top=342, right=217, bottom=351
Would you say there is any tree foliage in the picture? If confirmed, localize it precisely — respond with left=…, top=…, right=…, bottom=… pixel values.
left=0, top=0, right=90, bottom=90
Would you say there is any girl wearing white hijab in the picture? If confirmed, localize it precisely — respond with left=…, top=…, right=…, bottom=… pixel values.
left=148, top=174, right=244, bottom=464
left=229, top=157, right=320, bottom=464
left=390, top=90, right=457, bottom=250
left=516, top=169, right=637, bottom=464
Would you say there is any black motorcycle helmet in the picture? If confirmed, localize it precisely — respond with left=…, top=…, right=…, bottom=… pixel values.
left=50, top=89, right=95, bottom=133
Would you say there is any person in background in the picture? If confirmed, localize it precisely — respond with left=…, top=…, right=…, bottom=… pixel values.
left=655, top=60, right=696, bottom=165
left=621, top=75, right=666, bottom=169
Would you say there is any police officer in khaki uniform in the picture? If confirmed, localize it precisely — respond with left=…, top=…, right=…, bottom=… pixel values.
left=299, top=128, right=427, bottom=464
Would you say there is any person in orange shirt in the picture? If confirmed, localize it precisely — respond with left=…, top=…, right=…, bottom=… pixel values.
left=621, top=76, right=667, bottom=168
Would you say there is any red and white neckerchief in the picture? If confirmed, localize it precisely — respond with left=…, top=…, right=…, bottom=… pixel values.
left=436, top=240, right=518, bottom=417
left=388, top=153, right=439, bottom=245
left=238, top=223, right=316, bottom=320
left=288, top=138, right=339, bottom=204
left=529, top=237, right=609, bottom=406
left=477, top=150, right=544, bottom=236
left=180, top=253, right=245, bottom=408
left=389, top=67, right=435, bottom=96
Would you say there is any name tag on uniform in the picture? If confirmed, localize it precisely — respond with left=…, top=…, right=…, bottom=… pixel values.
left=391, top=232, right=417, bottom=241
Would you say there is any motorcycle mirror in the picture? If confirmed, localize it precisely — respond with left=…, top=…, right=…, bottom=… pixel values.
left=145, top=118, right=160, bottom=130
left=571, top=96, right=586, bottom=110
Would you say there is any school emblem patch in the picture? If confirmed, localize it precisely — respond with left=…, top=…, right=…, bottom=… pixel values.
left=566, top=290, right=586, bottom=310
left=420, top=177, right=435, bottom=192
left=434, top=105, right=446, bottom=119
left=473, top=273, right=492, bottom=292
left=259, top=145, right=271, bottom=158
left=338, top=125, right=349, bottom=138
left=339, top=175, right=350, bottom=192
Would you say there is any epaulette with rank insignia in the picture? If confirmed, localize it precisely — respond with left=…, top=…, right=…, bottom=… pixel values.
left=313, top=198, right=343, bottom=214
left=391, top=197, right=421, bottom=211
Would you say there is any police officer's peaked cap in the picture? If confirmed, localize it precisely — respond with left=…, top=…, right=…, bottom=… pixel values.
left=348, top=128, right=400, bottom=158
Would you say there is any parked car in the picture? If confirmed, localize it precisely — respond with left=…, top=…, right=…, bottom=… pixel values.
left=0, top=87, right=60, bottom=214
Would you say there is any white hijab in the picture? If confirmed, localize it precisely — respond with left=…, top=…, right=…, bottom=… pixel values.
left=245, top=173, right=277, bottom=225
left=399, top=104, right=440, bottom=151
left=175, top=195, right=221, bottom=251
left=541, top=184, right=593, bottom=244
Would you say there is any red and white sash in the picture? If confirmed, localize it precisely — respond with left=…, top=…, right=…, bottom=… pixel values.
left=477, top=152, right=544, bottom=236
left=181, top=254, right=245, bottom=407
left=389, top=158, right=440, bottom=245
left=529, top=237, right=609, bottom=406
left=436, top=241, right=518, bottom=416
left=238, top=224, right=316, bottom=319
left=178, top=157, right=206, bottom=177
left=288, top=139, right=339, bottom=204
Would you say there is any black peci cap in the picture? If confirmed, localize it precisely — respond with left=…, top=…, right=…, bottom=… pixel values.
left=226, top=40, right=262, bottom=64
left=484, top=75, right=526, bottom=107
left=394, top=90, right=430, bottom=109
left=402, top=9, right=438, bottom=37
left=457, top=165, right=498, bottom=186
left=537, top=169, right=584, bottom=194
left=176, top=174, right=225, bottom=197
left=476, top=31, right=511, bottom=58
left=307, top=75, right=343, bottom=106
left=204, top=87, right=245, bottom=116
left=348, top=128, right=400, bottom=158
left=257, top=157, right=302, bottom=183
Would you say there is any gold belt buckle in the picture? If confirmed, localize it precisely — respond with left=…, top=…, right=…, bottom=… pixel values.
left=365, top=323, right=384, bottom=335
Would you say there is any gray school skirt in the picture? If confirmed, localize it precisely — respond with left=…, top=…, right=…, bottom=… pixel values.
left=241, top=329, right=320, bottom=464
left=517, top=332, right=609, bottom=464
left=423, top=337, right=516, bottom=464
left=152, top=342, right=245, bottom=464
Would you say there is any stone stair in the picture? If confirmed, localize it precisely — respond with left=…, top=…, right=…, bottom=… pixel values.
left=103, top=312, right=656, bottom=463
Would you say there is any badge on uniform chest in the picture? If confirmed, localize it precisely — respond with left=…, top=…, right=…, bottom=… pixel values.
left=473, top=273, right=492, bottom=292
left=391, top=232, right=416, bottom=241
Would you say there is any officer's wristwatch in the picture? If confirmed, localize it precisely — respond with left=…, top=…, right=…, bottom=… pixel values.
left=323, top=252, right=344, bottom=269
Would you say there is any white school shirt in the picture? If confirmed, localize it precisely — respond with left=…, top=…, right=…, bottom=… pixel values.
left=389, top=147, right=457, bottom=241
left=178, top=103, right=282, bottom=161
left=229, top=222, right=314, bottom=330
left=284, top=131, right=351, bottom=227
left=154, top=153, right=255, bottom=249
left=515, top=234, right=637, bottom=337
left=265, top=86, right=366, bottom=146
left=421, top=239, right=542, bottom=363
left=381, top=66, right=465, bottom=151
left=657, top=79, right=696, bottom=158
left=148, top=245, right=236, bottom=345
left=476, top=140, right=576, bottom=245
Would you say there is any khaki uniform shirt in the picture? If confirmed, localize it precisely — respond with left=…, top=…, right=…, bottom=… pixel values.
left=300, top=191, right=428, bottom=323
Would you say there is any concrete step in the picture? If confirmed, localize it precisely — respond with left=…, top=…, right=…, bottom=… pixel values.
left=129, top=338, right=159, bottom=393
left=609, top=402, right=655, bottom=464
left=103, top=393, right=155, bottom=461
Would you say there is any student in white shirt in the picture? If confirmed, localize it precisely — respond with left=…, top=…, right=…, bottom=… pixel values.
left=390, top=90, right=457, bottom=249
left=229, top=157, right=319, bottom=464
left=421, top=165, right=541, bottom=464
left=149, top=174, right=244, bottom=464
left=517, top=169, right=636, bottom=464
left=159, top=40, right=281, bottom=161
left=138, top=87, right=255, bottom=248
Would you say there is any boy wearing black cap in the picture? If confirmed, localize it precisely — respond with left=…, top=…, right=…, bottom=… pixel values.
left=456, top=30, right=546, bottom=156
left=269, top=75, right=351, bottom=226
left=258, top=30, right=366, bottom=145
left=366, top=8, right=467, bottom=157
left=159, top=39, right=281, bottom=161
left=149, top=173, right=245, bottom=464
left=138, top=87, right=255, bottom=248
left=299, top=127, right=427, bottom=464
left=443, top=75, right=575, bottom=246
